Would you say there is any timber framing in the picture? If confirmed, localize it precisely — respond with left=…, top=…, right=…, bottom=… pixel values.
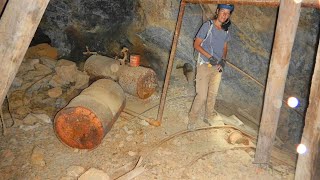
left=0, top=0, right=50, bottom=106
left=184, top=0, right=319, bottom=8
left=157, top=0, right=320, bottom=179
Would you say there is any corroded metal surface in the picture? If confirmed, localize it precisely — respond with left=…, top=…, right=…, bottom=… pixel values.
left=84, top=55, right=158, bottom=99
left=54, top=107, right=104, bottom=149
left=54, top=79, right=125, bottom=149
left=119, top=66, right=157, bottom=99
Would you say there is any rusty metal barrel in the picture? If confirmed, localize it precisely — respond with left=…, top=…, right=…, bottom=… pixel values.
left=84, top=55, right=157, bottom=99
left=118, top=66, right=157, bottom=99
left=54, top=79, right=125, bottom=149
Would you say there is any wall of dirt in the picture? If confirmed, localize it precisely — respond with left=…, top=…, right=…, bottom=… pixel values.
left=35, top=0, right=320, bottom=148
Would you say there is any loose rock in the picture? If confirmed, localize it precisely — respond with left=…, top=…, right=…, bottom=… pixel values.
left=66, top=166, right=85, bottom=177
left=78, top=168, right=110, bottom=180
left=48, top=87, right=63, bottom=98
left=31, top=146, right=46, bottom=167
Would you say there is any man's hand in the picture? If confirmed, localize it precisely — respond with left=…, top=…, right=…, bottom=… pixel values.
left=208, top=56, right=219, bottom=66
left=217, top=59, right=226, bottom=72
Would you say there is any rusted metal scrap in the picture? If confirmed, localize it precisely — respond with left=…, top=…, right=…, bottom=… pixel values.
left=54, top=79, right=125, bottom=149
left=84, top=55, right=157, bottom=99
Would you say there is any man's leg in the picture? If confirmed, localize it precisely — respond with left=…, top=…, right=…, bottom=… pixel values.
left=188, top=64, right=210, bottom=130
left=205, top=69, right=222, bottom=120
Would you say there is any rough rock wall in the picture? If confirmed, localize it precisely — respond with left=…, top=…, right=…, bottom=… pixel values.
left=221, top=6, right=319, bottom=145
left=37, top=0, right=320, bottom=147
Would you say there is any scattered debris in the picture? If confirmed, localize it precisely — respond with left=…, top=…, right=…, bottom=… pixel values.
left=31, top=146, right=46, bottom=167
left=78, top=168, right=110, bottom=180
left=66, top=165, right=85, bottom=177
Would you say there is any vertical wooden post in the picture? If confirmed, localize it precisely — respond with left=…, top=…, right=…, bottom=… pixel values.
left=0, top=0, right=49, bottom=106
left=254, top=0, right=301, bottom=164
left=295, top=38, right=320, bottom=180
left=0, top=0, right=7, bottom=14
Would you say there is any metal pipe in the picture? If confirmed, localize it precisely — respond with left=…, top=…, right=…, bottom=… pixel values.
left=157, top=1, right=187, bottom=123
left=184, top=0, right=319, bottom=9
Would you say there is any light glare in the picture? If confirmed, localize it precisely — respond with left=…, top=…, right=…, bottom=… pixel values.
left=288, top=97, right=299, bottom=108
left=297, top=144, right=307, bottom=154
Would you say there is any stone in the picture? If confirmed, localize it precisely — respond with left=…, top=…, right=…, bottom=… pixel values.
left=9, top=91, right=24, bottom=108
left=55, top=59, right=78, bottom=83
left=32, top=113, right=52, bottom=124
left=74, top=71, right=90, bottom=89
left=66, top=166, right=85, bottom=177
left=0, top=149, right=15, bottom=166
left=24, top=43, right=58, bottom=60
left=23, top=113, right=39, bottom=125
left=227, top=131, right=245, bottom=145
left=49, top=75, right=69, bottom=87
left=16, top=106, right=31, bottom=116
left=48, top=87, right=63, bottom=98
left=34, top=63, right=53, bottom=74
left=128, top=151, right=137, bottom=156
left=40, top=57, right=57, bottom=70
left=78, top=168, right=110, bottom=180
left=11, top=77, right=23, bottom=88
left=31, top=146, right=46, bottom=167
left=19, top=123, right=41, bottom=131
left=23, top=113, right=51, bottom=125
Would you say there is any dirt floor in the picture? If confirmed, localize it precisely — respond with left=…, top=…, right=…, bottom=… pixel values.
left=0, top=58, right=299, bottom=179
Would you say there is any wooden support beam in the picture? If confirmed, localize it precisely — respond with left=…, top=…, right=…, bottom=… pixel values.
left=0, top=0, right=49, bottom=106
left=0, top=0, right=7, bottom=15
left=184, top=0, right=320, bottom=9
left=254, top=0, right=301, bottom=164
left=295, top=38, right=320, bottom=180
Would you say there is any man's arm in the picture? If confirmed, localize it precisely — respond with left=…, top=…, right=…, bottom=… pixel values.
left=222, top=42, right=228, bottom=59
left=194, top=37, right=212, bottom=59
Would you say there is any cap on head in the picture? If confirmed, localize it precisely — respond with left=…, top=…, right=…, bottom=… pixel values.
left=217, top=4, right=234, bottom=13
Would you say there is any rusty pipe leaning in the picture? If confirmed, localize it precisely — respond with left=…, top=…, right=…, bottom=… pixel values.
left=157, top=1, right=187, bottom=124
left=184, top=0, right=320, bottom=9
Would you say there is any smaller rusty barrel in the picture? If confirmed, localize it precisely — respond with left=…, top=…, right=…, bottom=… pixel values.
left=84, top=55, right=157, bottom=99
left=54, top=79, right=125, bottom=149
left=84, top=55, right=120, bottom=81
left=118, top=66, right=157, bottom=99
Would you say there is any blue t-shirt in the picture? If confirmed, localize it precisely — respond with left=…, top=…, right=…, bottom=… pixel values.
left=195, top=20, right=231, bottom=64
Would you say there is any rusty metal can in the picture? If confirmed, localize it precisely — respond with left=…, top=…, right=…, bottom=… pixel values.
left=130, top=55, right=140, bottom=67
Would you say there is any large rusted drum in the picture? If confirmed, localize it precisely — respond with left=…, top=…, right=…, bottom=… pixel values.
left=84, top=55, right=157, bottom=99
left=54, top=79, right=125, bottom=149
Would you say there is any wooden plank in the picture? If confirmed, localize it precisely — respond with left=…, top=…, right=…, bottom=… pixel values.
left=254, top=0, right=301, bottom=164
left=184, top=0, right=319, bottom=8
left=0, top=0, right=50, bottom=106
left=0, top=0, right=7, bottom=15
left=295, top=37, right=320, bottom=180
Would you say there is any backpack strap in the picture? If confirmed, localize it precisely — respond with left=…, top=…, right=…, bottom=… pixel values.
left=197, top=20, right=214, bottom=64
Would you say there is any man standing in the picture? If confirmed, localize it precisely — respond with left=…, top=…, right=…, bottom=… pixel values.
left=188, top=4, right=234, bottom=130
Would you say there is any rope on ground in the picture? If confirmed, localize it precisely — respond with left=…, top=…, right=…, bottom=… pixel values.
left=186, top=146, right=255, bottom=167
left=141, top=125, right=256, bottom=159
